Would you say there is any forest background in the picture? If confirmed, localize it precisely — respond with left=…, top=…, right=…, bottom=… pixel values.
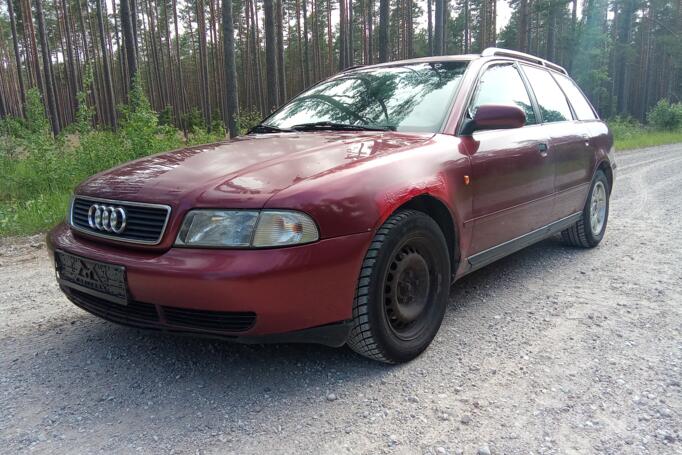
left=0, top=0, right=681, bottom=234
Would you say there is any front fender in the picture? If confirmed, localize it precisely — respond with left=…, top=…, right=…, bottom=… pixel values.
left=264, top=134, right=473, bottom=241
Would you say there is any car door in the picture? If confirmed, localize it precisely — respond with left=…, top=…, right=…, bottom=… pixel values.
left=461, top=62, right=555, bottom=258
left=551, top=71, right=601, bottom=217
left=520, top=65, right=596, bottom=219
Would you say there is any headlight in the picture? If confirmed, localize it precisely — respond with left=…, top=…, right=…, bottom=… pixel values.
left=175, top=210, right=259, bottom=247
left=175, top=210, right=318, bottom=248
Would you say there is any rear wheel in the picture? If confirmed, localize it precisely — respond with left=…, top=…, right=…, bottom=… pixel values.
left=347, top=210, right=450, bottom=363
left=562, top=170, right=610, bottom=248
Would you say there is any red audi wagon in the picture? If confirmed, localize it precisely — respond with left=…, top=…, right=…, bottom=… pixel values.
left=48, top=48, right=616, bottom=363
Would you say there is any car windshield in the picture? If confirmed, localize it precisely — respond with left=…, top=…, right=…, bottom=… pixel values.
left=263, top=61, right=469, bottom=133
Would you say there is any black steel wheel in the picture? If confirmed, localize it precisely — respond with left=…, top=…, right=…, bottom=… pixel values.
left=347, top=210, right=450, bottom=363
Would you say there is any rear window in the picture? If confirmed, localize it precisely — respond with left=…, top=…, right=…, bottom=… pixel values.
left=554, top=74, right=598, bottom=120
left=522, top=65, right=573, bottom=123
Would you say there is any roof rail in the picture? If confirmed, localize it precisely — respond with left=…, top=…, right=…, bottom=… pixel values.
left=481, top=47, right=568, bottom=75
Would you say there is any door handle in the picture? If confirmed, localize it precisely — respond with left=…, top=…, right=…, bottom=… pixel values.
left=538, top=142, right=549, bottom=157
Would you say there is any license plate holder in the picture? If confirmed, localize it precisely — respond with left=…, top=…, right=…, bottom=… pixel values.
left=55, top=251, right=128, bottom=305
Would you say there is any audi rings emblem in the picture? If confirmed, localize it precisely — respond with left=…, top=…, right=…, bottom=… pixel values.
left=87, top=204, right=127, bottom=234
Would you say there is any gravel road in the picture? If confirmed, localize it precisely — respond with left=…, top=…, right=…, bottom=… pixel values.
left=1, top=144, right=681, bottom=455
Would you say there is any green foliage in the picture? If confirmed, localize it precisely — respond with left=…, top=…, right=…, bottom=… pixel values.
left=23, top=88, right=52, bottom=136
left=118, top=76, right=181, bottom=156
left=609, top=102, right=682, bottom=150
left=570, top=0, right=612, bottom=112
left=182, top=107, right=206, bottom=132
left=0, top=79, right=228, bottom=236
left=74, top=66, right=95, bottom=134
left=646, top=100, right=682, bottom=130
left=158, top=105, right=174, bottom=126
left=235, top=110, right=263, bottom=134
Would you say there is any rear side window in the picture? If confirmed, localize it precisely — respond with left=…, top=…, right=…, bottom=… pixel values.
left=469, top=64, right=537, bottom=125
left=554, top=74, right=597, bottom=120
left=522, top=65, right=573, bottom=123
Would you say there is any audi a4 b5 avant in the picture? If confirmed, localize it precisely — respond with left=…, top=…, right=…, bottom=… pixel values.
left=48, top=48, right=616, bottom=363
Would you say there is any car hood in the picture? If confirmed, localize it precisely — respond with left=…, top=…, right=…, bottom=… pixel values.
left=75, top=131, right=433, bottom=208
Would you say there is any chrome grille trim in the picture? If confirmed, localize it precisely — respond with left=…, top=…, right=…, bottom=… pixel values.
left=69, top=195, right=172, bottom=245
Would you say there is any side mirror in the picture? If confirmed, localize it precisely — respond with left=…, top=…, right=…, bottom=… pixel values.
left=460, top=104, right=526, bottom=136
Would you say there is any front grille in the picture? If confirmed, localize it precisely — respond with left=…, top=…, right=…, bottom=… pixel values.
left=65, top=287, right=256, bottom=334
left=163, top=306, right=256, bottom=332
left=71, top=197, right=171, bottom=245
left=67, top=288, right=159, bottom=325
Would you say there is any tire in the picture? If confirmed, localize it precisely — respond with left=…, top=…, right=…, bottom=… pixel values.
left=347, top=209, right=450, bottom=364
left=561, top=169, right=610, bottom=248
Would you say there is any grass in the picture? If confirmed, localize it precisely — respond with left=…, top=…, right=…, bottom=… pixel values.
left=610, top=103, right=682, bottom=150
left=613, top=128, right=682, bottom=151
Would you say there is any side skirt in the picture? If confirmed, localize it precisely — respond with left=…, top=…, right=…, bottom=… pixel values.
left=465, top=212, right=582, bottom=273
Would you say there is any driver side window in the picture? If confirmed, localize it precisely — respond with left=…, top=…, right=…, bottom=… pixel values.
left=469, top=64, right=537, bottom=125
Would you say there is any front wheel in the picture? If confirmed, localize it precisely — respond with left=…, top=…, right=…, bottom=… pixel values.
left=562, top=169, right=610, bottom=248
left=347, top=210, right=450, bottom=363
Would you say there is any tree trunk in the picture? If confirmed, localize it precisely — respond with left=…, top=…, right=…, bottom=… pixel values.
left=24, top=0, right=44, bottom=99
left=295, top=0, right=304, bottom=91
left=348, top=0, right=354, bottom=65
left=120, top=0, right=137, bottom=90
left=327, top=0, right=334, bottom=73
left=464, top=0, right=469, bottom=52
left=196, top=0, right=212, bottom=127
left=546, top=1, right=556, bottom=60
left=518, top=0, right=528, bottom=52
left=35, top=0, right=61, bottom=134
left=264, top=0, right=279, bottom=111
left=7, top=0, right=26, bottom=111
left=434, top=0, right=442, bottom=55
left=207, top=0, right=220, bottom=118
left=160, top=0, right=177, bottom=121
left=276, top=0, right=287, bottom=103
left=172, top=0, right=187, bottom=128
left=95, top=0, right=117, bottom=128
left=367, top=0, right=373, bottom=63
left=378, top=0, right=389, bottom=61
left=339, top=0, right=347, bottom=69
left=479, top=0, right=487, bottom=50
left=111, top=0, right=127, bottom=99
left=427, top=0, right=433, bottom=55
left=302, top=0, right=310, bottom=86
left=222, top=0, right=239, bottom=136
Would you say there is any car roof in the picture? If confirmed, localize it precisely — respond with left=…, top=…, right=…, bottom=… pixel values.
left=344, top=47, right=569, bottom=76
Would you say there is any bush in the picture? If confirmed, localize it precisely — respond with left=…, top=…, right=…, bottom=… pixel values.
left=236, top=110, right=263, bottom=134
left=608, top=116, right=643, bottom=142
left=646, top=99, right=682, bottom=130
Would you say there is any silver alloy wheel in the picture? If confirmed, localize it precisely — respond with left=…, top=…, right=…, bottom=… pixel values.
left=590, top=181, right=607, bottom=236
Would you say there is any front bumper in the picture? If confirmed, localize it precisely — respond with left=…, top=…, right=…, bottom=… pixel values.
left=47, top=223, right=373, bottom=346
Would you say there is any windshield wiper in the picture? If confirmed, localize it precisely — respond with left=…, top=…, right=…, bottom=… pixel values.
left=290, top=121, right=394, bottom=132
left=248, top=124, right=295, bottom=134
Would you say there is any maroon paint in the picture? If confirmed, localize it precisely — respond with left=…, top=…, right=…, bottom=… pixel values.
left=472, top=105, right=526, bottom=130
left=48, top=53, right=616, bottom=339
left=48, top=223, right=372, bottom=335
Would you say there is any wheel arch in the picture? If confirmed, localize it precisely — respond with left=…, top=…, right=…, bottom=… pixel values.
left=596, top=160, right=614, bottom=194
left=391, top=194, right=460, bottom=277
